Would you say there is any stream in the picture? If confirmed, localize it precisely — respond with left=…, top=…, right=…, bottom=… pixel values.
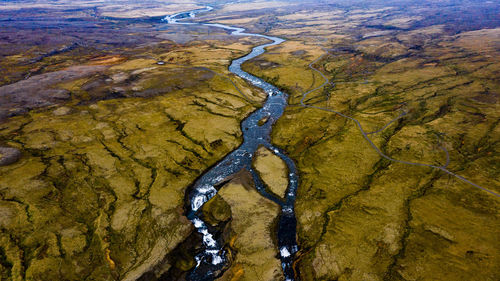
left=164, top=7, right=299, bottom=281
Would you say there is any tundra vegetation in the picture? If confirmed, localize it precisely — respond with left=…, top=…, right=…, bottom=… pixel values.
left=0, top=0, right=498, bottom=280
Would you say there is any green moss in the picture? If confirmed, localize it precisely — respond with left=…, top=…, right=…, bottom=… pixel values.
left=201, top=194, right=232, bottom=226
left=0, top=48, right=262, bottom=279
left=241, top=28, right=500, bottom=280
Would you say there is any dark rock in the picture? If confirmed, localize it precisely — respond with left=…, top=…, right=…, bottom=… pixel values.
left=291, top=50, right=306, bottom=56
left=0, top=65, right=108, bottom=119
left=0, top=147, right=21, bottom=166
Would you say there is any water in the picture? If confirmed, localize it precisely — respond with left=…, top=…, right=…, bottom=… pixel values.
left=164, top=7, right=299, bottom=281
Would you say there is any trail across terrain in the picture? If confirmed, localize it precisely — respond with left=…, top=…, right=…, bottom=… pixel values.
left=162, top=6, right=498, bottom=281
left=301, top=52, right=499, bottom=197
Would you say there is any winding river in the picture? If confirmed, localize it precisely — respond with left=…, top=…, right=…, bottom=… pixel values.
left=164, top=6, right=299, bottom=281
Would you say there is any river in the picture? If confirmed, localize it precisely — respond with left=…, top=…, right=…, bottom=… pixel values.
left=164, top=6, right=299, bottom=281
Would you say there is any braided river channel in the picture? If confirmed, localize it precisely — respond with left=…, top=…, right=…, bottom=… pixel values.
left=164, top=7, right=299, bottom=281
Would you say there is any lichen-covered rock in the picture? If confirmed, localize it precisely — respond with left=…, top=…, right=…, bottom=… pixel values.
left=52, top=106, right=72, bottom=116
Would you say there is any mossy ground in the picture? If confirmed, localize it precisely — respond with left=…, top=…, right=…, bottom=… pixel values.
left=202, top=180, right=283, bottom=281
left=1, top=1, right=499, bottom=281
left=239, top=8, right=500, bottom=280
left=253, top=146, right=288, bottom=199
left=0, top=34, right=267, bottom=280
left=219, top=182, right=282, bottom=281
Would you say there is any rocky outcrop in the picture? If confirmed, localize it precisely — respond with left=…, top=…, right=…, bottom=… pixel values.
left=0, top=65, right=107, bottom=120
left=201, top=179, right=284, bottom=281
left=0, top=147, right=21, bottom=166
left=253, top=146, right=288, bottom=198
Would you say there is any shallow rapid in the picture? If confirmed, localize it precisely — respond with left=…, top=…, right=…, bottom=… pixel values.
left=164, top=7, right=299, bottom=281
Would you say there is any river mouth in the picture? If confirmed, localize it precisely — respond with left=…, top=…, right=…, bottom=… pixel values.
left=164, top=6, right=300, bottom=281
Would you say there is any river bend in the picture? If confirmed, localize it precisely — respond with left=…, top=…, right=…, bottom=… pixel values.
left=164, top=6, right=299, bottom=281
